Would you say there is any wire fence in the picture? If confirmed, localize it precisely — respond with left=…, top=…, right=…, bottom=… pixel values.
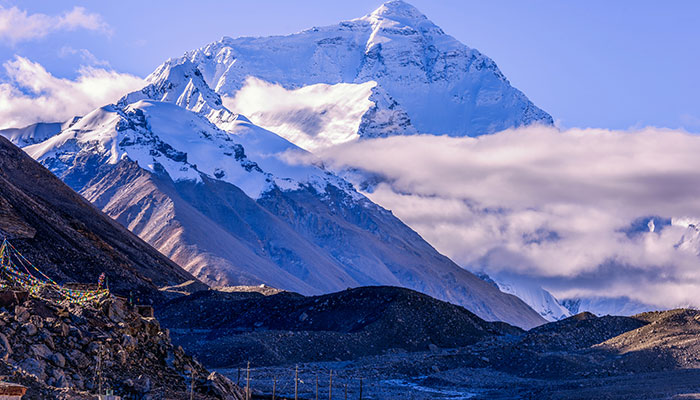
left=221, top=363, right=407, bottom=400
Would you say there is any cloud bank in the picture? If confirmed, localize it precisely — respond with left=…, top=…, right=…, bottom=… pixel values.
left=0, top=5, right=111, bottom=44
left=0, top=56, right=144, bottom=130
left=223, top=77, right=375, bottom=151
left=308, top=126, right=700, bottom=308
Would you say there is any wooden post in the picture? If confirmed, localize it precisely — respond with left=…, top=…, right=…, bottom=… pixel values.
left=190, top=368, right=195, bottom=400
left=359, top=378, right=363, bottom=400
left=344, top=383, right=347, bottom=400
left=272, top=376, right=277, bottom=400
left=328, top=370, right=333, bottom=400
left=315, top=374, right=319, bottom=400
left=295, top=365, right=299, bottom=400
left=246, top=362, right=251, bottom=400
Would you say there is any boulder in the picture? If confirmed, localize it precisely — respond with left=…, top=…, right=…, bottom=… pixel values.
left=66, top=349, right=90, bottom=369
left=121, top=333, right=138, bottom=352
left=19, top=357, right=46, bottom=381
left=203, top=371, right=246, bottom=400
left=0, top=332, right=12, bottom=360
left=22, top=322, right=37, bottom=335
left=49, top=352, right=66, bottom=368
left=31, top=343, right=52, bottom=359
left=14, top=306, right=30, bottom=323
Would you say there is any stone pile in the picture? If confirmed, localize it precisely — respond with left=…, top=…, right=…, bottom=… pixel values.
left=0, top=294, right=244, bottom=400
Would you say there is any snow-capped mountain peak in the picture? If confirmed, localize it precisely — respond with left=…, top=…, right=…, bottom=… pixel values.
left=121, top=59, right=224, bottom=118
left=358, top=0, right=443, bottom=52
left=166, top=1, right=552, bottom=151
left=366, top=0, right=428, bottom=22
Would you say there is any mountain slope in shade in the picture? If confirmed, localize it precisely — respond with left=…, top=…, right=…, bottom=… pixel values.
left=3, top=72, right=546, bottom=328
left=169, top=0, right=552, bottom=150
left=0, top=135, right=204, bottom=303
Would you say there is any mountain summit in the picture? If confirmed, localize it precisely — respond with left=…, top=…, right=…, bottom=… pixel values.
left=367, top=0, right=428, bottom=19
left=361, top=0, right=437, bottom=33
left=167, top=0, right=552, bottom=150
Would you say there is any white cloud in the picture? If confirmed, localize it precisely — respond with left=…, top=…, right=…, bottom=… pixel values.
left=306, top=126, right=700, bottom=309
left=0, top=5, right=111, bottom=44
left=0, top=56, right=144, bottom=129
left=58, top=46, right=110, bottom=67
left=222, top=77, right=376, bottom=151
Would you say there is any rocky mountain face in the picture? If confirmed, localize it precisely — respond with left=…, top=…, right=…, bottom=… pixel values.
left=0, top=293, right=243, bottom=399
left=0, top=135, right=204, bottom=304
left=157, top=286, right=522, bottom=368
left=172, top=0, right=552, bottom=150
left=1, top=60, right=546, bottom=329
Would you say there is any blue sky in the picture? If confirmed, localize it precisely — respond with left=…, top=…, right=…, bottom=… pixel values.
left=1, top=0, right=699, bottom=131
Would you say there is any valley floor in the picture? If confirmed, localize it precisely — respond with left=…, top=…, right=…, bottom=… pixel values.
left=218, top=353, right=700, bottom=400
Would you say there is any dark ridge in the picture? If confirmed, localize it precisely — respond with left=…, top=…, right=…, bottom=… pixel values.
left=158, top=285, right=522, bottom=367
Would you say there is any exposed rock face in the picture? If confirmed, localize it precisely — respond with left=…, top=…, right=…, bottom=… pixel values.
left=157, top=286, right=523, bottom=367
left=0, top=135, right=206, bottom=304
left=0, top=295, right=243, bottom=399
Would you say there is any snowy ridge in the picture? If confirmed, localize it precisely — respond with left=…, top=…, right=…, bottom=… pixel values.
left=561, top=297, right=657, bottom=317
left=479, top=273, right=571, bottom=321
left=24, top=98, right=355, bottom=201
left=495, top=279, right=571, bottom=322
left=109, top=59, right=362, bottom=200
left=0, top=118, right=79, bottom=147
left=673, top=217, right=700, bottom=255
left=166, top=0, right=552, bottom=150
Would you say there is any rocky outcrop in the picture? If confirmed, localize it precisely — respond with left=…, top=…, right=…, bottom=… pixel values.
left=0, top=294, right=243, bottom=399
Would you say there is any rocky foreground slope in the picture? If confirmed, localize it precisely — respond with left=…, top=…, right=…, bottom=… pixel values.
left=0, top=294, right=243, bottom=399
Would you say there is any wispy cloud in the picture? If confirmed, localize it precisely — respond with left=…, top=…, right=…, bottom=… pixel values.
left=0, top=56, right=143, bottom=129
left=303, top=127, right=700, bottom=309
left=58, top=46, right=110, bottom=67
left=0, top=5, right=111, bottom=44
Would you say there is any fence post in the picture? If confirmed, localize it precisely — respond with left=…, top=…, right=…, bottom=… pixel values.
left=272, top=376, right=276, bottom=400
left=359, top=378, right=363, bottom=400
left=328, top=370, right=333, bottom=400
left=246, top=362, right=250, bottom=400
left=295, top=365, right=299, bottom=400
